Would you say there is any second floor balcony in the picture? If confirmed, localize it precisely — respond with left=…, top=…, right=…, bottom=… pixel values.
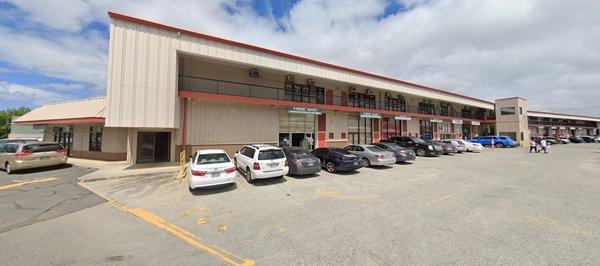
left=179, top=75, right=490, bottom=121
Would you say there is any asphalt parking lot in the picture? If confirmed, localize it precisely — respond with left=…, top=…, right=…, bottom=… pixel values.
left=4, top=144, right=600, bottom=265
left=0, top=164, right=100, bottom=232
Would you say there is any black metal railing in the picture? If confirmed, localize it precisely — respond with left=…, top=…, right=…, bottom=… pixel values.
left=179, top=75, right=489, bottom=120
left=528, top=119, right=597, bottom=127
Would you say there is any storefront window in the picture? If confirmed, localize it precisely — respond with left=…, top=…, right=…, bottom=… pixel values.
left=89, top=126, right=103, bottom=152
left=419, top=120, right=433, bottom=140
left=439, top=121, right=454, bottom=140
left=381, top=118, right=403, bottom=140
left=348, top=115, right=373, bottom=144
left=279, top=111, right=316, bottom=150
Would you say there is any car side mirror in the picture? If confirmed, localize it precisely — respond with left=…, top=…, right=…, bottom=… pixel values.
left=187, top=155, right=193, bottom=160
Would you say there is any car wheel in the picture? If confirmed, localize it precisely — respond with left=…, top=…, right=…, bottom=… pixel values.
left=245, top=167, right=253, bottom=182
left=5, top=162, right=12, bottom=175
left=361, top=158, right=371, bottom=167
left=416, top=149, right=426, bottom=157
left=325, top=161, right=335, bottom=173
left=495, top=143, right=505, bottom=148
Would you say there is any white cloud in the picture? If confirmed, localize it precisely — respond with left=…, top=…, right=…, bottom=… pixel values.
left=0, top=81, right=70, bottom=107
left=2, top=0, right=600, bottom=116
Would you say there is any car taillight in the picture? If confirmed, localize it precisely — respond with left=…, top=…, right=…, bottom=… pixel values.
left=56, top=148, right=67, bottom=154
left=15, top=151, right=32, bottom=157
left=191, top=170, right=206, bottom=176
left=294, top=159, right=301, bottom=166
left=253, top=162, right=261, bottom=170
left=225, top=167, right=236, bottom=174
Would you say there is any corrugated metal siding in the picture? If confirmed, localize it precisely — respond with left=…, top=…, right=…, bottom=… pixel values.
left=106, top=17, right=494, bottom=129
left=106, top=18, right=178, bottom=128
left=185, top=99, right=278, bottom=145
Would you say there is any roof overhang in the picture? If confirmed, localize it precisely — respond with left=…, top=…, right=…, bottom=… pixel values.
left=12, top=117, right=106, bottom=125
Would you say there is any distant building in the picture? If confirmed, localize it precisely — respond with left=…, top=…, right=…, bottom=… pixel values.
left=8, top=116, right=44, bottom=140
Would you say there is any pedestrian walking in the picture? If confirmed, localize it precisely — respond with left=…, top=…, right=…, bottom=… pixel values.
left=529, top=139, right=537, bottom=153
left=540, top=138, right=548, bottom=153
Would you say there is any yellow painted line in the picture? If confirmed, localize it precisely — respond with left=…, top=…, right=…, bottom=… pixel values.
left=425, top=193, right=454, bottom=207
left=0, top=177, right=58, bottom=191
left=236, top=180, right=246, bottom=192
left=80, top=183, right=254, bottom=266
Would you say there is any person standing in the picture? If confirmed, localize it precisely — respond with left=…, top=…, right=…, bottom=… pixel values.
left=540, top=138, right=548, bottom=153
left=529, top=138, right=537, bottom=153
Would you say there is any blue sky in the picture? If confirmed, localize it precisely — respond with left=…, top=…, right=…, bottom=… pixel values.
left=1, top=0, right=599, bottom=116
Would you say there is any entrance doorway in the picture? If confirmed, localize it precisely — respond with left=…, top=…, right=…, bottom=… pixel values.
left=278, top=111, right=316, bottom=150
left=137, top=132, right=171, bottom=164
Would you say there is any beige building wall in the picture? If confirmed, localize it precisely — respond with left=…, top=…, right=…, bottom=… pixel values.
left=495, top=97, right=530, bottom=146
left=185, top=99, right=278, bottom=145
left=42, top=124, right=127, bottom=161
left=324, top=111, right=348, bottom=148
left=406, top=119, right=420, bottom=137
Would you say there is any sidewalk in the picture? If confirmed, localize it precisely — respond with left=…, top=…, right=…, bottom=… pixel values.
left=70, top=158, right=180, bottom=183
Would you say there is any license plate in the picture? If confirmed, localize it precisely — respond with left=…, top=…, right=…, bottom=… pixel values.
left=307, top=162, right=315, bottom=166
left=210, top=172, right=220, bottom=178
left=38, top=156, right=50, bottom=160
left=268, top=163, right=278, bottom=168
left=354, top=162, right=359, bottom=165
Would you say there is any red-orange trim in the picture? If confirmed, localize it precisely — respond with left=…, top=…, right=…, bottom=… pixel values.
left=108, top=11, right=494, bottom=106
left=178, top=90, right=490, bottom=122
left=12, top=117, right=105, bottom=125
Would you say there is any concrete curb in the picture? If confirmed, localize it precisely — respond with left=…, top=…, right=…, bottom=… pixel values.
left=77, top=170, right=179, bottom=183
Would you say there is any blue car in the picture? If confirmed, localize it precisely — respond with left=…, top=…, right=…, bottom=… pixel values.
left=469, top=136, right=515, bottom=148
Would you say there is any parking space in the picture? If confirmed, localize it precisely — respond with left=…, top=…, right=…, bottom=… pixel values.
left=80, top=144, right=600, bottom=264
left=0, top=164, right=102, bottom=232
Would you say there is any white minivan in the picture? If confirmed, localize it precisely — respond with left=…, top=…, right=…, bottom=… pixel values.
left=234, top=144, right=288, bottom=182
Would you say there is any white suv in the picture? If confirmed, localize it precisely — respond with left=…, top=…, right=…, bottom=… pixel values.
left=234, top=144, right=289, bottom=182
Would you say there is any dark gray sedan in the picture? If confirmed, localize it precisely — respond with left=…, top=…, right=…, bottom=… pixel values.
left=281, top=147, right=321, bottom=175
left=372, top=142, right=416, bottom=163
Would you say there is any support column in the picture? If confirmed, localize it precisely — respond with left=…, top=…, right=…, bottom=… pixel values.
left=317, top=113, right=327, bottom=148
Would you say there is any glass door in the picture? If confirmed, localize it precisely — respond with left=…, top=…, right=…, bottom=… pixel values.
left=279, top=111, right=316, bottom=150
left=137, top=132, right=171, bottom=164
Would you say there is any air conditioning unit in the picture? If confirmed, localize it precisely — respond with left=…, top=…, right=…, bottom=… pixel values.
left=384, top=92, right=391, bottom=97
left=365, top=89, right=372, bottom=94
left=286, top=75, right=295, bottom=82
left=307, top=79, right=316, bottom=86
left=249, top=68, right=260, bottom=78
left=348, top=86, right=356, bottom=92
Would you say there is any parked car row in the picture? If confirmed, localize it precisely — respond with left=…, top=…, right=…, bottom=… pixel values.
left=187, top=136, right=486, bottom=190
left=530, top=135, right=600, bottom=144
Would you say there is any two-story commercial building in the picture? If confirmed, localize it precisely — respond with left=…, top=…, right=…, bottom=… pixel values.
left=13, top=12, right=600, bottom=164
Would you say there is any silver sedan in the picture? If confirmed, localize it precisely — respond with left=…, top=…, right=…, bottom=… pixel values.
left=343, top=144, right=396, bottom=167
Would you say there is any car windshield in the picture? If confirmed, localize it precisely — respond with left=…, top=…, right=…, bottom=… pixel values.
left=289, top=149, right=311, bottom=158
left=258, top=149, right=285, bottom=160
left=366, top=146, right=386, bottom=152
left=196, top=153, right=230, bottom=165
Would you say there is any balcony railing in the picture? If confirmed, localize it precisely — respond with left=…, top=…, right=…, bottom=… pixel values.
left=179, top=75, right=488, bottom=120
left=528, top=120, right=597, bottom=127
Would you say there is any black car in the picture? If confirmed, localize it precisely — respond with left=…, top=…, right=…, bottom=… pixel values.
left=384, top=136, right=443, bottom=157
left=372, top=142, right=416, bottom=163
left=281, top=147, right=321, bottom=176
left=569, top=136, right=584, bottom=143
left=311, top=147, right=362, bottom=173
left=580, top=136, right=595, bottom=143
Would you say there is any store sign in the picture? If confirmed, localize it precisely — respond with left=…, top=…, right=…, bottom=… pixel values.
left=471, top=121, right=481, bottom=126
left=551, top=127, right=558, bottom=129
left=394, top=115, right=412, bottom=121
left=360, top=112, right=382, bottom=119
left=570, top=127, right=576, bottom=129
left=430, top=118, right=443, bottom=123
left=288, top=106, right=321, bottom=115
left=537, top=126, right=545, bottom=129
left=559, top=127, right=565, bottom=129
left=452, top=119, right=463, bottom=125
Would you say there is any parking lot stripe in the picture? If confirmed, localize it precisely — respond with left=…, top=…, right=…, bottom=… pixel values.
left=81, top=183, right=254, bottom=266
left=425, top=193, right=454, bottom=207
left=0, top=177, right=58, bottom=191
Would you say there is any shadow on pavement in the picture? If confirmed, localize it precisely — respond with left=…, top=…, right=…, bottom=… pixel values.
left=5, top=163, right=73, bottom=175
